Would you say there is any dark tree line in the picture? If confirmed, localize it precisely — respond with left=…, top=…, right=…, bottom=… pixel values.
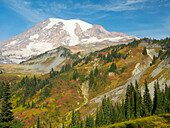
left=109, top=63, right=117, bottom=74
left=61, top=64, right=71, bottom=73
left=15, top=75, right=51, bottom=108
left=50, top=68, right=59, bottom=78
left=0, top=82, right=14, bottom=127
left=0, top=82, right=5, bottom=99
left=73, top=70, right=79, bottom=80
left=88, top=67, right=99, bottom=90
left=69, top=80, right=169, bottom=128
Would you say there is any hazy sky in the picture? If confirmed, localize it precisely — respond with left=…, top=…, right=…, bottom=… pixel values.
left=0, top=0, right=170, bottom=41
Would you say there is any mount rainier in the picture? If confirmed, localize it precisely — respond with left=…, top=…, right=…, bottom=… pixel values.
left=0, top=18, right=137, bottom=64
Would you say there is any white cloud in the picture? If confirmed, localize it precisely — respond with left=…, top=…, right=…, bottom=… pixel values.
left=73, top=0, right=149, bottom=12
left=3, top=0, right=151, bottom=23
left=3, top=0, right=52, bottom=23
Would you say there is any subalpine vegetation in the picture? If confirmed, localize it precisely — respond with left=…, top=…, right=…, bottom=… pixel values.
left=0, top=80, right=169, bottom=127
left=0, top=37, right=169, bottom=127
left=64, top=80, right=169, bottom=128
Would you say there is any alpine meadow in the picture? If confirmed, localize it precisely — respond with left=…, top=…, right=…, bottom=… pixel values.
left=0, top=0, right=170, bottom=128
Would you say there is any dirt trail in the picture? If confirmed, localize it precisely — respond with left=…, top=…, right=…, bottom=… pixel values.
left=65, top=81, right=89, bottom=122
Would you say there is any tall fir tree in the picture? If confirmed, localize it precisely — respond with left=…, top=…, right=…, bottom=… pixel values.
left=95, top=108, right=99, bottom=127
left=151, top=55, right=156, bottom=65
left=125, top=84, right=131, bottom=119
left=50, top=122, right=52, bottom=128
left=154, top=81, right=162, bottom=114
left=164, top=84, right=170, bottom=112
left=80, top=120, right=83, bottom=128
left=143, top=80, right=152, bottom=115
left=142, top=47, right=147, bottom=55
left=37, top=116, right=40, bottom=128
left=94, top=67, right=99, bottom=76
left=62, top=122, right=64, bottom=128
left=120, top=99, right=125, bottom=121
left=109, top=63, right=117, bottom=73
left=131, top=92, right=135, bottom=119
left=71, top=109, right=75, bottom=126
left=134, top=80, right=140, bottom=118
left=0, top=82, right=14, bottom=127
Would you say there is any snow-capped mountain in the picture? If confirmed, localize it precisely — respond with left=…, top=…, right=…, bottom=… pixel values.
left=0, top=18, right=138, bottom=64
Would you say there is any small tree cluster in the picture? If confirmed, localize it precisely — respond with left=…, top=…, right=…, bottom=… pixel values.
left=109, top=63, right=117, bottom=73
left=73, top=70, right=79, bottom=80
left=61, top=64, right=71, bottom=73
left=50, top=68, right=59, bottom=78
left=142, top=47, right=147, bottom=55
left=71, top=109, right=82, bottom=128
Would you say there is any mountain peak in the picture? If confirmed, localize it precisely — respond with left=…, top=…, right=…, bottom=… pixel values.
left=0, top=18, right=138, bottom=64
left=44, top=18, right=93, bottom=32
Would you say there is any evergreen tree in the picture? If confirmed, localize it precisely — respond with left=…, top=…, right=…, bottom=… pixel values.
left=80, top=120, right=83, bottom=128
left=43, top=86, right=50, bottom=98
left=118, top=53, right=121, bottom=59
left=125, top=85, right=131, bottom=119
left=94, top=67, right=98, bottom=76
left=0, top=82, right=4, bottom=99
left=0, top=82, right=14, bottom=127
left=95, top=108, right=99, bottom=127
left=37, top=116, right=40, bottom=128
left=62, top=122, right=64, bottom=128
left=71, top=109, right=75, bottom=126
left=153, top=81, right=162, bottom=114
left=50, top=68, right=54, bottom=78
left=98, top=53, right=102, bottom=58
left=89, top=71, right=94, bottom=89
left=135, top=80, right=139, bottom=90
left=109, top=63, right=117, bottom=73
left=107, top=53, right=112, bottom=62
left=142, top=47, right=147, bottom=55
left=143, top=80, right=152, bottom=115
left=22, top=96, right=26, bottom=107
left=50, top=122, right=52, bottom=128
left=85, top=115, right=94, bottom=128
left=120, top=99, right=125, bottom=121
left=73, top=70, right=79, bottom=80
left=135, top=91, right=140, bottom=118
left=31, top=101, right=35, bottom=108
left=131, top=92, right=135, bottom=119
left=127, top=97, right=131, bottom=120
left=74, top=110, right=81, bottom=126
left=134, top=81, right=140, bottom=118
left=164, top=84, right=170, bottom=112
left=27, top=102, right=30, bottom=108
left=0, top=71, right=3, bottom=74
left=158, top=49, right=163, bottom=57
left=151, top=55, right=156, bottom=65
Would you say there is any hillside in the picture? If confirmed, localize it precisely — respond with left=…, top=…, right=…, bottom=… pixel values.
left=0, top=38, right=135, bottom=74
left=101, top=114, right=170, bottom=128
left=0, top=38, right=169, bottom=127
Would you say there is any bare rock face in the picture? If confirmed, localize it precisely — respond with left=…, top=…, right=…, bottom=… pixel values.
left=0, top=18, right=138, bottom=64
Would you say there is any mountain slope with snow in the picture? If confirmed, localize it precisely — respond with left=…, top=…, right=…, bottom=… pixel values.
left=0, top=18, right=138, bottom=64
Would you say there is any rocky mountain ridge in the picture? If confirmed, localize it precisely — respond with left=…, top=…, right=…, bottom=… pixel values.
left=0, top=18, right=138, bottom=64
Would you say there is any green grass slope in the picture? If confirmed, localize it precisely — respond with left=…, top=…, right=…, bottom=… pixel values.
left=101, top=113, right=170, bottom=128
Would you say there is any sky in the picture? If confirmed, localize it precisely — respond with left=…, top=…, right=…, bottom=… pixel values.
left=0, top=0, right=170, bottom=41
